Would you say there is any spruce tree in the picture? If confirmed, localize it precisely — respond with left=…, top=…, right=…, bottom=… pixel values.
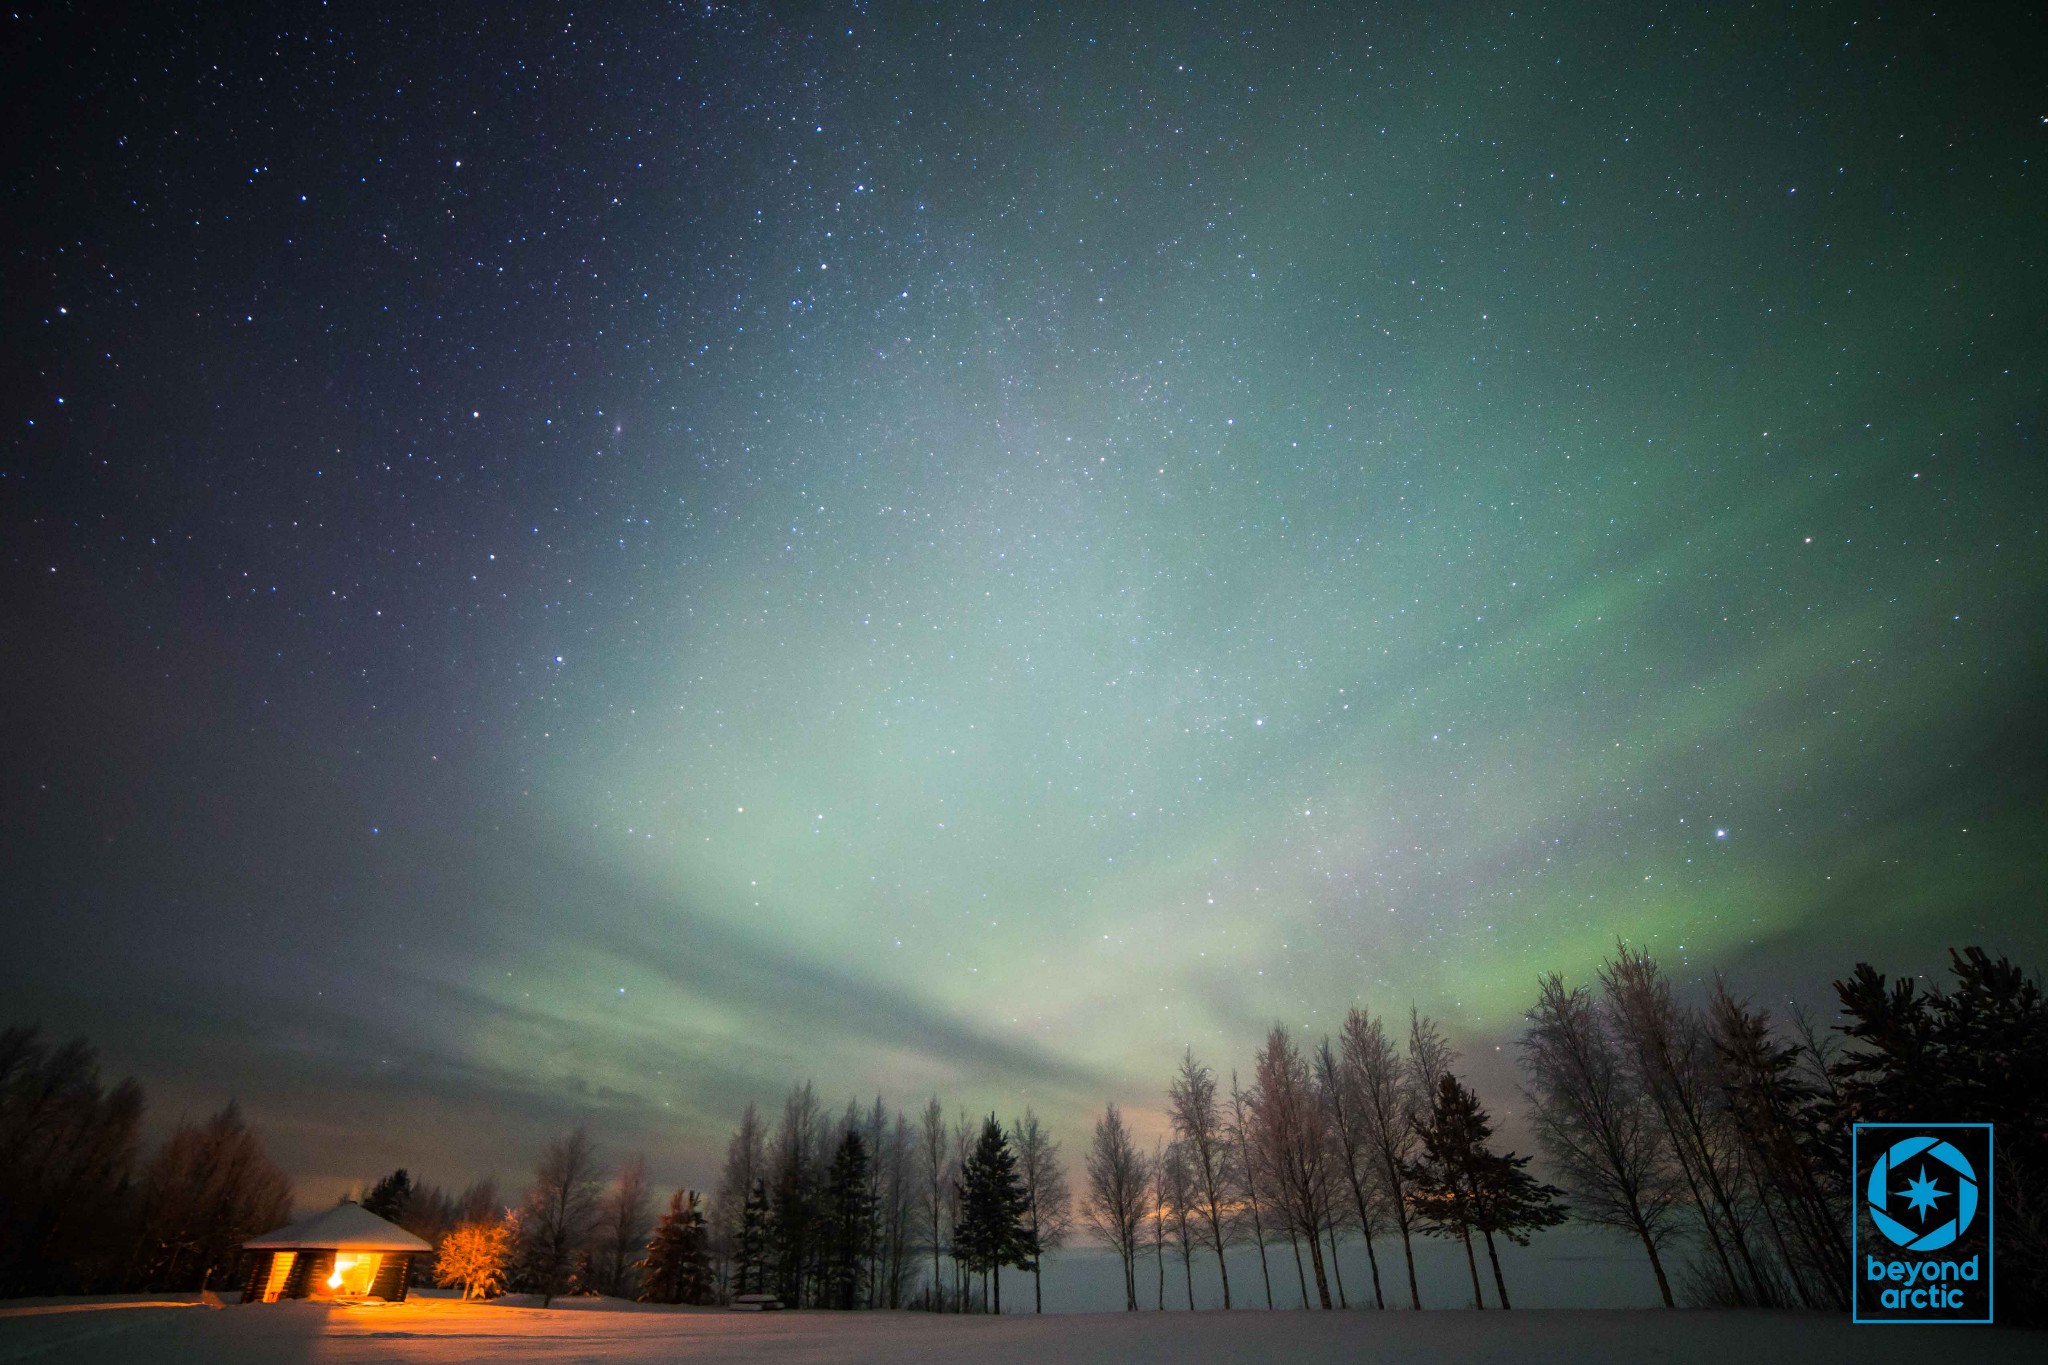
left=1406, top=1073, right=1566, bottom=1310
left=820, top=1130, right=875, bottom=1309
left=952, top=1114, right=1034, bottom=1314
left=638, top=1190, right=689, bottom=1303
left=736, top=1179, right=772, bottom=1297
left=362, top=1169, right=413, bottom=1223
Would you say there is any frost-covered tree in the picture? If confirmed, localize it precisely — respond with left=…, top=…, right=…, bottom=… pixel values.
left=1316, top=1036, right=1385, bottom=1308
left=1341, top=1008, right=1423, bottom=1308
left=1082, top=1103, right=1148, bottom=1311
left=1523, top=973, right=1680, bottom=1306
left=1227, top=1072, right=1277, bottom=1309
left=1166, top=1049, right=1235, bottom=1308
left=1009, top=1109, right=1070, bottom=1313
left=1248, top=1025, right=1336, bottom=1309
left=435, top=1216, right=514, bottom=1300
left=596, top=1155, right=652, bottom=1298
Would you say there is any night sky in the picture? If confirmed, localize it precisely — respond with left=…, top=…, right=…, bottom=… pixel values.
left=3, top=2, right=2042, bottom=1204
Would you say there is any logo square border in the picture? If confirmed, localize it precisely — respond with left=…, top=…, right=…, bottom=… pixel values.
left=1852, top=1121, right=1994, bottom=1325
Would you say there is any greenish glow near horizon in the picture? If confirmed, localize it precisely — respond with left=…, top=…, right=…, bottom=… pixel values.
left=471, top=157, right=2044, bottom=1142
left=421, top=7, right=2045, bottom=1152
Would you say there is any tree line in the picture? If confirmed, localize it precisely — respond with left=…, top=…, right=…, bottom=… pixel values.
left=4, top=944, right=2039, bottom=1320
left=0, top=1026, right=292, bottom=1296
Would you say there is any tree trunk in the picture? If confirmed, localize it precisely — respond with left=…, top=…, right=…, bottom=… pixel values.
left=1325, top=1225, right=1348, bottom=1307
left=1210, top=1205, right=1233, bottom=1309
left=1245, top=1191, right=1274, bottom=1308
left=1480, top=1225, right=1511, bottom=1309
left=1459, top=1224, right=1484, bottom=1309
left=1380, top=1154, right=1422, bottom=1308
left=1639, top=1228, right=1675, bottom=1308
left=1287, top=1227, right=1309, bottom=1307
left=1304, top=1224, right=1333, bottom=1309
left=1183, top=1253, right=1194, bottom=1310
left=993, top=1264, right=1001, bottom=1316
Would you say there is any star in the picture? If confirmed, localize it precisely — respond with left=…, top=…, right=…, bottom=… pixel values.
left=1897, top=1165, right=1948, bottom=1220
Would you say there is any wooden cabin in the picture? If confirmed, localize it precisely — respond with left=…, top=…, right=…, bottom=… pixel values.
left=240, top=1201, right=433, bottom=1303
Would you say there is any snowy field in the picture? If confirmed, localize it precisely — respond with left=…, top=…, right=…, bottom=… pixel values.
left=3, top=1296, right=2043, bottom=1365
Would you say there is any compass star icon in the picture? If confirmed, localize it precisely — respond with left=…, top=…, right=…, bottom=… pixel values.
left=1897, top=1165, right=1948, bottom=1221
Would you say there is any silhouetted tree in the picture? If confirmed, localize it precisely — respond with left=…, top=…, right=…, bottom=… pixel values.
left=1602, top=945, right=1773, bottom=1305
left=1408, top=1072, right=1566, bottom=1309
left=710, top=1103, right=766, bottom=1300
left=0, top=1026, right=144, bottom=1296
left=638, top=1188, right=712, bottom=1304
left=518, top=1126, right=604, bottom=1306
left=821, top=1130, right=875, bottom=1309
left=1831, top=947, right=2048, bottom=1324
left=916, top=1096, right=949, bottom=1309
left=361, top=1169, right=413, bottom=1224
left=132, top=1101, right=292, bottom=1290
left=1708, top=980, right=1848, bottom=1309
left=1523, top=973, right=1682, bottom=1306
left=766, top=1084, right=824, bottom=1306
left=953, top=1114, right=1032, bottom=1314
left=734, top=1178, right=771, bottom=1296
left=596, top=1155, right=651, bottom=1298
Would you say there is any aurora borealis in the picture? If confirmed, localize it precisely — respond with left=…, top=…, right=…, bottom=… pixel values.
left=3, top=2, right=2042, bottom=1200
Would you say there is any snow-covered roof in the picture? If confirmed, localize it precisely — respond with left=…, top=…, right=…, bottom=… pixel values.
left=242, top=1201, right=433, bottom=1253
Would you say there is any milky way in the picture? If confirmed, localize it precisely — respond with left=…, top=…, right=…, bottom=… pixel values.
left=3, top=2, right=2041, bottom=1194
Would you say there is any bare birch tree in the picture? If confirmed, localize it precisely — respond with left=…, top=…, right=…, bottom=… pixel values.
left=596, top=1154, right=652, bottom=1298
left=520, top=1126, right=604, bottom=1307
left=1316, top=1035, right=1385, bottom=1307
left=1227, top=1071, right=1278, bottom=1309
left=1601, top=945, right=1773, bottom=1304
left=1010, top=1109, right=1071, bottom=1313
left=1249, top=1025, right=1336, bottom=1308
left=1166, top=1048, right=1235, bottom=1307
left=1342, top=1007, right=1423, bottom=1308
left=1522, top=972, right=1680, bottom=1306
left=1082, top=1102, right=1148, bottom=1311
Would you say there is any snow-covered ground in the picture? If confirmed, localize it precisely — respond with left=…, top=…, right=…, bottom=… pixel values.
left=2, top=1295, right=2041, bottom=1364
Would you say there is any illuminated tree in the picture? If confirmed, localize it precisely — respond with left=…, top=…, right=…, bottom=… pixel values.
left=435, top=1217, right=513, bottom=1300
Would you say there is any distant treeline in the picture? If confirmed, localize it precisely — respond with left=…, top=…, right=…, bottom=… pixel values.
left=3, top=946, right=2040, bottom=1322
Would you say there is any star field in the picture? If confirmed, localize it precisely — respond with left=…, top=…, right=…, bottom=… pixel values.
left=2, top=1, right=2042, bottom=1192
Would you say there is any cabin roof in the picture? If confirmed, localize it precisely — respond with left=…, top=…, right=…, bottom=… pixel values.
left=242, top=1201, right=433, bottom=1253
